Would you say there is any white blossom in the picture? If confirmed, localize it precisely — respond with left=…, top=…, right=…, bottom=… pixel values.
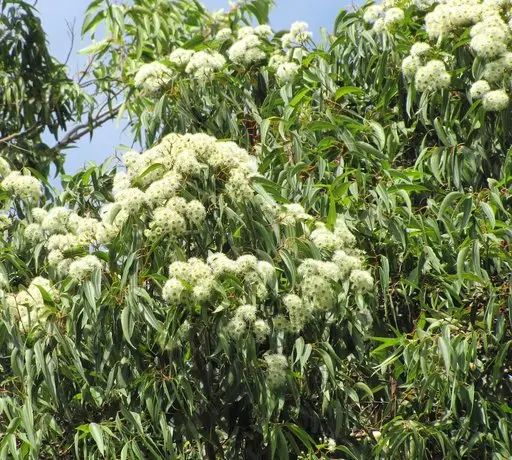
left=2, top=172, right=42, bottom=201
left=470, top=80, right=491, bottom=99
left=415, top=60, right=451, bottom=92
left=384, top=8, right=404, bottom=26
left=254, top=24, right=273, bottom=38
left=363, top=4, right=384, bottom=23
left=228, top=34, right=265, bottom=65
left=68, top=255, right=103, bottom=281
left=215, top=28, right=232, bottom=41
left=169, top=48, right=194, bottom=67
left=134, top=62, right=172, bottom=91
left=482, top=89, right=510, bottom=111
left=185, top=51, right=226, bottom=83
left=264, top=354, right=288, bottom=389
left=276, top=62, right=300, bottom=83
left=349, top=269, right=374, bottom=293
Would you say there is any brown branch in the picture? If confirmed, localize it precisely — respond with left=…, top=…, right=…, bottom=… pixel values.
left=0, top=131, right=23, bottom=144
left=64, top=18, right=76, bottom=66
left=0, top=124, right=41, bottom=144
left=51, top=103, right=122, bottom=151
left=76, top=56, right=95, bottom=86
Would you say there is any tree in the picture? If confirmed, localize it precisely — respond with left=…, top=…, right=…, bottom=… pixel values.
left=0, top=0, right=511, bottom=458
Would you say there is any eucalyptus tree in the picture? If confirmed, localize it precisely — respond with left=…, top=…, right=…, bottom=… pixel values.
left=1, top=0, right=512, bottom=458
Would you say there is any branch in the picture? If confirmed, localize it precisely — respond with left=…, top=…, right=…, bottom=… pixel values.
left=0, top=131, right=24, bottom=144
left=0, top=124, right=41, bottom=144
left=51, top=103, right=122, bottom=151
left=76, top=56, right=95, bottom=86
left=64, top=18, right=76, bottom=66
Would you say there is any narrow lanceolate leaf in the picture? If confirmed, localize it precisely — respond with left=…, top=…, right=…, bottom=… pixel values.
left=479, top=202, right=495, bottom=229
left=438, top=192, right=463, bottom=220
left=89, top=423, right=105, bottom=456
left=456, top=245, right=470, bottom=283
left=438, top=327, right=452, bottom=375
left=334, top=86, right=365, bottom=100
left=121, top=306, right=135, bottom=347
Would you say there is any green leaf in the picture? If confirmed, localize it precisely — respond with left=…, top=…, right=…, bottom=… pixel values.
left=480, top=202, right=495, bottom=229
left=335, top=86, right=364, bottom=100
left=438, top=192, right=463, bottom=219
left=457, top=246, right=470, bottom=283
left=89, top=423, right=105, bottom=456
left=121, top=306, right=135, bottom=347
left=316, top=348, right=335, bottom=381
left=438, top=327, right=451, bottom=374
left=289, top=88, right=311, bottom=108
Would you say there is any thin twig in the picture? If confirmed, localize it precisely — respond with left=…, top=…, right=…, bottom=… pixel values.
left=0, top=131, right=23, bottom=144
left=76, top=56, right=95, bottom=86
left=0, top=124, right=41, bottom=144
left=64, top=18, right=76, bottom=66
left=52, top=103, right=122, bottom=151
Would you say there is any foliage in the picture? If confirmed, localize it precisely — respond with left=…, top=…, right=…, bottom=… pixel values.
left=0, top=0, right=84, bottom=174
left=0, top=0, right=124, bottom=177
left=0, top=0, right=511, bottom=458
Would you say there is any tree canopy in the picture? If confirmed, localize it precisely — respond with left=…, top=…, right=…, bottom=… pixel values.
left=0, top=0, right=511, bottom=458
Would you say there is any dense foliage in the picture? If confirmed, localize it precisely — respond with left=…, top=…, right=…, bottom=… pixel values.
left=0, top=0, right=511, bottom=458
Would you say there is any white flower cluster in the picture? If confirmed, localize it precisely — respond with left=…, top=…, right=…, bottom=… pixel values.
left=276, top=62, right=300, bottom=83
left=215, top=27, right=232, bottom=42
left=234, top=254, right=275, bottom=299
left=140, top=21, right=310, bottom=89
left=17, top=133, right=259, bottom=284
left=145, top=198, right=205, bottom=240
left=228, top=33, right=266, bottom=66
left=283, top=293, right=310, bottom=332
left=185, top=50, right=226, bottom=82
left=395, top=0, right=512, bottom=109
left=279, top=220, right=373, bottom=332
left=168, top=48, right=195, bottom=67
left=2, top=277, right=57, bottom=331
left=168, top=48, right=226, bottom=83
left=113, top=132, right=258, bottom=212
left=481, top=89, right=510, bottom=111
left=469, top=80, right=491, bottom=99
left=20, top=205, right=111, bottom=278
left=207, top=252, right=275, bottom=300
left=401, top=42, right=432, bottom=79
left=264, top=353, right=288, bottom=389
left=424, top=0, right=488, bottom=40
left=68, top=255, right=103, bottom=281
left=163, top=258, right=216, bottom=304
left=281, top=21, right=313, bottom=48
left=268, top=52, right=301, bottom=84
left=134, top=62, right=172, bottom=92
left=226, top=25, right=273, bottom=66
left=160, top=251, right=276, bottom=343
left=210, top=8, right=229, bottom=27
left=1, top=170, right=42, bottom=202
left=162, top=252, right=275, bottom=307
left=310, top=220, right=357, bottom=250
left=470, top=18, right=509, bottom=60
left=363, top=3, right=405, bottom=32
left=413, top=60, right=451, bottom=92
left=228, top=303, right=270, bottom=342
left=277, top=203, right=313, bottom=225
left=401, top=36, right=451, bottom=92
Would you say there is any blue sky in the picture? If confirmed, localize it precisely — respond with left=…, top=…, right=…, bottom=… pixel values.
left=37, top=0, right=351, bottom=174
